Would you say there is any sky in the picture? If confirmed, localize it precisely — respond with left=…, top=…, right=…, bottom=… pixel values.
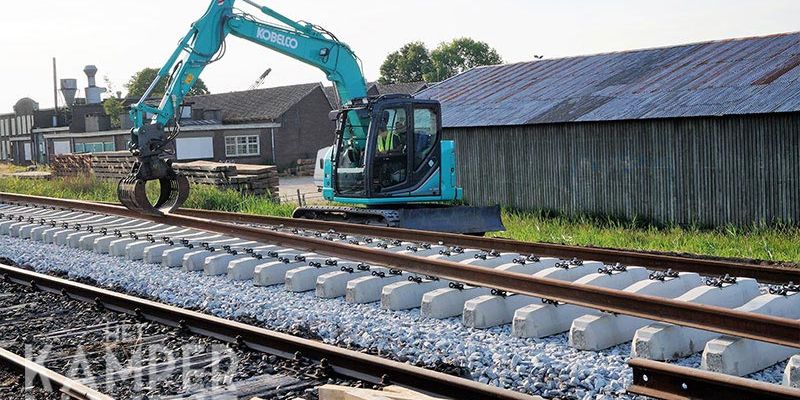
left=0, top=0, right=798, bottom=111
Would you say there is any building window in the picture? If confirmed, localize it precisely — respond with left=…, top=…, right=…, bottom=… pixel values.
left=74, top=142, right=114, bottom=154
left=224, top=135, right=259, bottom=157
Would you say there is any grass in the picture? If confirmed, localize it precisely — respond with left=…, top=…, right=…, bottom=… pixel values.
left=493, top=210, right=800, bottom=264
left=0, top=175, right=797, bottom=264
left=0, top=163, right=29, bottom=175
left=0, top=175, right=296, bottom=217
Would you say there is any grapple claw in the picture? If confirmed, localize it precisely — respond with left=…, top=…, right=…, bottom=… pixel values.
left=117, top=175, right=189, bottom=216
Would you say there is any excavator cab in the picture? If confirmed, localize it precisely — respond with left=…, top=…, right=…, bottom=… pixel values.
left=297, top=95, right=504, bottom=234
left=329, top=95, right=452, bottom=202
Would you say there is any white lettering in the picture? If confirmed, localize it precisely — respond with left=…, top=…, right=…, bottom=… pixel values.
left=256, top=27, right=299, bottom=50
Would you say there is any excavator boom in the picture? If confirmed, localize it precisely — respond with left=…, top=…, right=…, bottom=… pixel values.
left=119, top=0, right=368, bottom=215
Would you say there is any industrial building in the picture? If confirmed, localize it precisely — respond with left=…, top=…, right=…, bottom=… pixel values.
left=417, top=32, right=800, bottom=226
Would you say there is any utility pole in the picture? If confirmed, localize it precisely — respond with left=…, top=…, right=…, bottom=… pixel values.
left=52, top=57, right=58, bottom=127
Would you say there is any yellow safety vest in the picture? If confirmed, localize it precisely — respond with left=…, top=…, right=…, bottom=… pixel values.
left=378, top=131, right=396, bottom=153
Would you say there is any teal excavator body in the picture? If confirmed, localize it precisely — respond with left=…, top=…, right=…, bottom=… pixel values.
left=119, top=0, right=504, bottom=234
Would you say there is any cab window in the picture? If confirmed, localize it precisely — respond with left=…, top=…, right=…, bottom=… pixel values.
left=413, top=108, right=437, bottom=170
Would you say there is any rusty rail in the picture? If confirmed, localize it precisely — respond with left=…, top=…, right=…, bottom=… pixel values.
left=0, top=347, right=114, bottom=400
left=170, top=207, right=800, bottom=284
left=0, top=193, right=798, bottom=348
left=628, top=358, right=800, bottom=400
left=0, top=264, right=532, bottom=400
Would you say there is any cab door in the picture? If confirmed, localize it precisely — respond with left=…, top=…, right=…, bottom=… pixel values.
left=408, top=104, right=441, bottom=193
left=368, top=101, right=441, bottom=198
left=369, top=104, right=412, bottom=195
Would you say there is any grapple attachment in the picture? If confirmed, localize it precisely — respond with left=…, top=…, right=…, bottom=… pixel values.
left=117, top=159, right=190, bottom=216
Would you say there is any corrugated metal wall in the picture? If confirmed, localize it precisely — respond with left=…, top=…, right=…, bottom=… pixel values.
left=444, top=113, right=800, bottom=226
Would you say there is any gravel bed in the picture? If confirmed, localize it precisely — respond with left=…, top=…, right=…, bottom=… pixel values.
left=0, top=274, right=364, bottom=399
left=3, top=234, right=791, bottom=398
left=0, top=235, right=644, bottom=400
left=0, top=364, right=61, bottom=400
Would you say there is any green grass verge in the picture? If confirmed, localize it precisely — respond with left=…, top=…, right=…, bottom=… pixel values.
left=493, top=210, right=800, bottom=264
left=0, top=176, right=296, bottom=217
left=0, top=175, right=797, bottom=263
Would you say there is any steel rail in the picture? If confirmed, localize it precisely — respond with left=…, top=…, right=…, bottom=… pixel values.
left=627, top=358, right=800, bottom=400
left=169, top=207, right=800, bottom=284
left=49, top=198, right=800, bottom=284
left=0, top=347, right=115, bottom=400
left=1, top=193, right=798, bottom=348
left=0, top=264, right=532, bottom=400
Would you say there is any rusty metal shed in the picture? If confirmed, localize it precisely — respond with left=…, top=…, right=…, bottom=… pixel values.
left=416, top=32, right=800, bottom=226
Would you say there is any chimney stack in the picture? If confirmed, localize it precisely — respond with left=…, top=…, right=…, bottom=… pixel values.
left=84, top=65, right=106, bottom=104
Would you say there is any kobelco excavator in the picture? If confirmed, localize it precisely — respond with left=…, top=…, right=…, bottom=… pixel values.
left=118, top=0, right=504, bottom=234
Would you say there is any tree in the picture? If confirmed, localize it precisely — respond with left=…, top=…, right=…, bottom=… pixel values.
left=124, top=68, right=210, bottom=99
left=425, top=38, right=503, bottom=82
left=378, top=42, right=432, bottom=84
left=102, top=97, right=125, bottom=128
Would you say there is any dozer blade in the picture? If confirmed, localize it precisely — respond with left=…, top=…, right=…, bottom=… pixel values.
left=117, top=175, right=190, bottom=216
left=397, top=205, right=506, bottom=235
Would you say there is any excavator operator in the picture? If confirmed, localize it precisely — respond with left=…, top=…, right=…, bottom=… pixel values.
left=375, top=110, right=407, bottom=189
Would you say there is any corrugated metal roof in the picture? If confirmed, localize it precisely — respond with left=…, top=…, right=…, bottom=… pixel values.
left=416, top=32, right=800, bottom=128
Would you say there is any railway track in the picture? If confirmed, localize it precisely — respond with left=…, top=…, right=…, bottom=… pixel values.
left=0, top=192, right=798, bottom=400
left=0, top=272, right=338, bottom=400
left=0, top=266, right=524, bottom=400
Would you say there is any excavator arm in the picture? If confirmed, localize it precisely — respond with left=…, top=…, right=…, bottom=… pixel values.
left=119, top=0, right=369, bottom=215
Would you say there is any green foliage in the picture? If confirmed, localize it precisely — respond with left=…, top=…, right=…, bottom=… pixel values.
left=125, top=68, right=210, bottom=99
left=102, top=97, right=125, bottom=128
left=425, top=38, right=503, bottom=82
left=378, top=42, right=432, bottom=84
left=379, top=38, right=503, bottom=84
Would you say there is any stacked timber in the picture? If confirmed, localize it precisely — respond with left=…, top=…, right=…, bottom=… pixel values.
left=294, top=158, right=316, bottom=176
left=50, top=151, right=279, bottom=199
left=173, top=161, right=280, bottom=199
left=50, top=154, right=93, bottom=177
left=91, top=152, right=136, bottom=181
